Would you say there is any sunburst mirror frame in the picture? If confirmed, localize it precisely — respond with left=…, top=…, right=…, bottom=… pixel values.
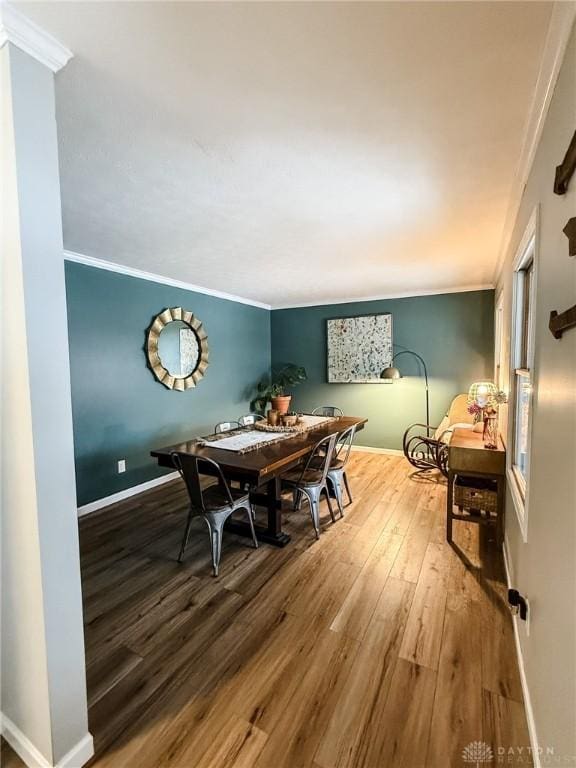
left=145, top=307, right=209, bottom=391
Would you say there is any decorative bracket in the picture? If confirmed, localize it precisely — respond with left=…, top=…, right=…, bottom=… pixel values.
left=563, top=217, right=576, bottom=257
left=554, top=130, right=576, bottom=195
left=549, top=305, right=576, bottom=339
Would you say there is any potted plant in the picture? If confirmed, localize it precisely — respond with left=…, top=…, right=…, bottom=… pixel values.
left=250, top=364, right=307, bottom=415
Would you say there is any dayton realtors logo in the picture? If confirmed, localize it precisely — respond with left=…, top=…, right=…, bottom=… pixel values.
left=462, top=741, right=567, bottom=765
left=462, top=741, right=494, bottom=767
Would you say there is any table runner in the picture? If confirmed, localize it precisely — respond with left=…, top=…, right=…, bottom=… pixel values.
left=198, top=415, right=336, bottom=454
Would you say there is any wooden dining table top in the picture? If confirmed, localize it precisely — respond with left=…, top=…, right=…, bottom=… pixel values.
left=151, top=415, right=367, bottom=480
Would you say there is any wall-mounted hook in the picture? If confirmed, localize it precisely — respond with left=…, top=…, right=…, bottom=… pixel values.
left=508, top=588, right=528, bottom=621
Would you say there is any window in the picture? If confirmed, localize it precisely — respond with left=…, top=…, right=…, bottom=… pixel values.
left=512, top=258, right=533, bottom=490
left=508, top=209, right=537, bottom=541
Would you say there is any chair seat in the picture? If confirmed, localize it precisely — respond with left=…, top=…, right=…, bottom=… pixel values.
left=281, top=467, right=325, bottom=486
left=309, top=457, right=345, bottom=471
left=195, top=484, right=249, bottom=512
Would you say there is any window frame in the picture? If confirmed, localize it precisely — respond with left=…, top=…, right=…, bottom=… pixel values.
left=494, top=289, right=505, bottom=392
left=507, top=207, right=538, bottom=543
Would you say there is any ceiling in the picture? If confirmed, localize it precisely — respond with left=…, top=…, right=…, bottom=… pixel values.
left=21, top=1, right=552, bottom=308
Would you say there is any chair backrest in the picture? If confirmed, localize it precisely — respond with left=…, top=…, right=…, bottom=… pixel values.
left=334, top=424, right=356, bottom=467
left=299, top=432, right=339, bottom=485
left=170, top=452, right=233, bottom=511
left=312, top=406, right=343, bottom=417
left=214, top=420, right=241, bottom=434
left=238, top=413, right=265, bottom=427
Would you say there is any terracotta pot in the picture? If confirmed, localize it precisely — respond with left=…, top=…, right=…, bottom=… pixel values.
left=271, top=395, right=291, bottom=415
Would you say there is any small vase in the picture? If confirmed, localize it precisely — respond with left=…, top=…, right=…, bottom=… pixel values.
left=483, top=407, right=499, bottom=449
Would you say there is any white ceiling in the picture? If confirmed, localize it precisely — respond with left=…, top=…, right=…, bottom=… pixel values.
left=21, top=1, right=552, bottom=308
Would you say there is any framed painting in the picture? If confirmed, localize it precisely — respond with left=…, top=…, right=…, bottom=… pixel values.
left=327, top=314, right=392, bottom=383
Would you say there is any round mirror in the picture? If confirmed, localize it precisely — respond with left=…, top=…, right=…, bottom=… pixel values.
left=157, top=320, right=200, bottom=378
left=146, top=307, right=209, bottom=391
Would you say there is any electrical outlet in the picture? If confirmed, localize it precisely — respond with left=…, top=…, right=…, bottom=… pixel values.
left=117, top=459, right=126, bottom=474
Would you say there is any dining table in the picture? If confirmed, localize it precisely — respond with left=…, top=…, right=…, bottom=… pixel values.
left=150, top=415, right=367, bottom=547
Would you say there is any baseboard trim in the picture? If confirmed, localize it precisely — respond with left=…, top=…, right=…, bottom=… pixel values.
left=502, top=535, right=514, bottom=584
left=55, top=733, right=94, bottom=768
left=77, top=472, right=179, bottom=517
left=0, top=714, right=94, bottom=768
left=502, top=539, right=540, bottom=768
left=351, top=445, right=404, bottom=456
left=78, top=449, right=402, bottom=516
left=1, top=713, right=51, bottom=768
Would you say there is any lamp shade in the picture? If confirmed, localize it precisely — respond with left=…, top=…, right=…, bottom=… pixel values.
left=468, top=381, right=496, bottom=406
left=380, top=366, right=401, bottom=380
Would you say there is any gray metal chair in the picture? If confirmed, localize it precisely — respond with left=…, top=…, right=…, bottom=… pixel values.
left=214, top=420, right=240, bottom=434
left=312, top=406, right=343, bottom=417
left=171, top=452, right=258, bottom=576
left=280, top=433, right=339, bottom=539
left=238, top=413, right=265, bottom=427
left=326, top=424, right=356, bottom=516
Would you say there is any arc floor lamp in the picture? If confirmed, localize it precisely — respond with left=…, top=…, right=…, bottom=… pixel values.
left=380, top=350, right=430, bottom=432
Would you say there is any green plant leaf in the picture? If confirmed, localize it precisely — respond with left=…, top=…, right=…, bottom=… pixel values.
left=250, top=363, right=307, bottom=411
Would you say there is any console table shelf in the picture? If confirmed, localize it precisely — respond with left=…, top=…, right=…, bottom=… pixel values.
left=446, top=428, right=506, bottom=545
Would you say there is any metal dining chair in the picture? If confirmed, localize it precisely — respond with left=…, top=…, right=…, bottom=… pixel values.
left=171, top=452, right=258, bottom=577
left=214, top=420, right=241, bottom=434
left=312, top=406, right=344, bottom=417
left=326, top=424, right=356, bottom=516
left=237, top=413, right=265, bottom=427
left=280, top=433, right=339, bottom=539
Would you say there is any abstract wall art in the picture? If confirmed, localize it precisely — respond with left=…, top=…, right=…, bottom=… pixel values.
left=327, top=313, right=393, bottom=383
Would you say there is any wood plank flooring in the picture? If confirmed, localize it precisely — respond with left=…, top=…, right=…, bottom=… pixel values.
left=1, top=453, right=531, bottom=768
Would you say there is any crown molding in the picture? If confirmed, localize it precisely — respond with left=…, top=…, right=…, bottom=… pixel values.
left=64, top=251, right=492, bottom=311
left=273, top=283, right=494, bottom=310
left=0, top=1, right=73, bottom=72
left=493, top=1, right=576, bottom=284
left=63, top=250, right=273, bottom=310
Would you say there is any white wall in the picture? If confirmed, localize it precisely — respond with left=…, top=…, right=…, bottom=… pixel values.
left=1, top=41, right=54, bottom=764
left=496, top=18, right=576, bottom=762
left=1, top=39, right=92, bottom=767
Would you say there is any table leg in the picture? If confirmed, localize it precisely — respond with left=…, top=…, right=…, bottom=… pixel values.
left=266, top=477, right=282, bottom=535
left=225, top=476, right=291, bottom=547
left=446, top=471, right=454, bottom=543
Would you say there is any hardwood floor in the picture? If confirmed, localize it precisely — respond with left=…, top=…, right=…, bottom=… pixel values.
left=2, top=453, right=531, bottom=768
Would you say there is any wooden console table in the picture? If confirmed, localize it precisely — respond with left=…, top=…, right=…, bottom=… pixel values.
left=446, top=428, right=506, bottom=544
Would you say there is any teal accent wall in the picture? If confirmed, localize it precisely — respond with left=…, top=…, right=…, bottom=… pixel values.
left=65, top=262, right=271, bottom=505
left=65, top=263, right=493, bottom=505
left=271, top=290, right=494, bottom=450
